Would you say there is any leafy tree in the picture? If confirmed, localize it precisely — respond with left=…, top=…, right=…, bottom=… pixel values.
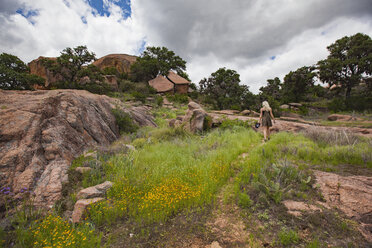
left=0, top=53, right=44, bottom=90
left=130, top=46, right=187, bottom=82
left=317, top=33, right=372, bottom=98
left=281, top=66, right=316, bottom=102
left=241, top=84, right=257, bottom=110
left=199, top=67, right=253, bottom=110
left=43, top=45, right=97, bottom=83
left=257, top=77, right=282, bottom=113
left=259, top=77, right=282, bottom=101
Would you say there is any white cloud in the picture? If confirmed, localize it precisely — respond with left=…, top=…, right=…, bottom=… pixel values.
left=0, top=0, right=145, bottom=62
left=1, top=0, right=372, bottom=93
left=132, top=0, right=372, bottom=93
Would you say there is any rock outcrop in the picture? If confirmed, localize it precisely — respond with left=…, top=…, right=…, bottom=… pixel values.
left=77, top=181, right=113, bottom=200
left=182, top=102, right=208, bottom=133
left=28, top=56, right=61, bottom=87
left=313, top=170, right=372, bottom=242
left=92, top=54, right=137, bottom=74
left=0, top=89, right=154, bottom=208
left=327, top=114, right=362, bottom=122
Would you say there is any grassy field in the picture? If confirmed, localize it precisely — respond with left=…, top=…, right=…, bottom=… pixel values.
left=3, top=106, right=372, bottom=248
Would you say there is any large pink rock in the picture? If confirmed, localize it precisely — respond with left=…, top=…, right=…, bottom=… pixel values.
left=92, top=54, right=137, bottom=74
left=0, top=89, right=155, bottom=208
left=313, top=170, right=372, bottom=242
left=0, top=89, right=119, bottom=207
left=28, top=56, right=61, bottom=87
left=182, top=102, right=207, bottom=133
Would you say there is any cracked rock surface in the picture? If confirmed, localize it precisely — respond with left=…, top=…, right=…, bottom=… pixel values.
left=0, top=89, right=147, bottom=207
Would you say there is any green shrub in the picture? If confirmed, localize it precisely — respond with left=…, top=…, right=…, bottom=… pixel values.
left=155, top=95, right=163, bottom=106
left=328, top=97, right=347, bottom=112
left=54, top=81, right=111, bottom=95
left=345, top=96, right=372, bottom=111
left=166, top=93, right=189, bottom=104
left=131, top=91, right=146, bottom=103
left=119, top=80, right=136, bottom=92
left=149, top=126, right=190, bottom=142
left=250, top=161, right=311, bottom=204
left=306, top=239, right=321, bottom=248
left=132, top=138, right=147, bottom=148
left=29, top=214, right=101, bottom=248
left=238, top=193, right=252, bottom=208
left=111, top=108, right=139, bottom=134
left=0, top=227, right=5, bottom=248
left=278, top=228, right=299, bottom=246
left=203, top=115, right=213, bottom=131
left=220, top=118, right=254, bottom=130
left=230, top=104, right=241, bottom=111
left=328, top=96, right=372, bottom=112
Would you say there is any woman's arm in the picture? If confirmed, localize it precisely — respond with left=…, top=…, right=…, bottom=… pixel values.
left=259, top=108, right=263, bottom=123
left=270, top=109, right=275, bottom=123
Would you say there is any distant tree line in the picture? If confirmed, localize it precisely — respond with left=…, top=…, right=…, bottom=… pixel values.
left=1, top=33, right=371, bottom=112
left=198, top=33, right=372, bottom=112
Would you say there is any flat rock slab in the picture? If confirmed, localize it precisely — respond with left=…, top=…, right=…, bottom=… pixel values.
left=283, top=200, right=322, bottom=217
left=72, top=197, right=104, bottom=223
left=313, top=170, right=372, bottom=219
left=77, top=181, right=113, bottom=200
left=314, top=170, right=372, bottom=242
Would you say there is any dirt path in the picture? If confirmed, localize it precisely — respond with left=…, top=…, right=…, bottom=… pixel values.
left=189, top=148, right=265, bottom=248
left=204, top=179, right=251, bottom=248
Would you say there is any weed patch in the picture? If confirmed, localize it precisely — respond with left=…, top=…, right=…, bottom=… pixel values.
left=112, top=108, right=139, bottom=134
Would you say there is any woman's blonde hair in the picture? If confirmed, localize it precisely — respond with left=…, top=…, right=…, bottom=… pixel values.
left=262, top=101, right=271, bottom=111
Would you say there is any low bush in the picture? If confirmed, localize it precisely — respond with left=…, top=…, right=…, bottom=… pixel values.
left=53, top=81, right=112, bottom=95
left=220, top=118, right=255, bottom=130
left=131, top=91, right=146, bottom=103
left=29, top=214, right=101, bottom=248
left=239, top=159, right=312, bottom=205
left=303, top=126, right=362, bottom=146
left=278, top=227, right=299, bottom=246
left=155, top=95, right=163, bottom=106
left=166, top=93, right=189, bottom=104
left=111, top=108, right=139, bottom=134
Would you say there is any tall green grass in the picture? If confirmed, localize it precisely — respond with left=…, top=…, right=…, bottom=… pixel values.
left=87, top=127, right=261, bottom=225
left=236, top=131, right=372, bottom=206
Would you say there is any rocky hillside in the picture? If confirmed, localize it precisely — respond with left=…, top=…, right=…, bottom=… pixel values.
left=92, top=54, right=137, bottom=74
left=0, top=89, right=154, bottom=208
left=28, top=54, right=137, bottom=88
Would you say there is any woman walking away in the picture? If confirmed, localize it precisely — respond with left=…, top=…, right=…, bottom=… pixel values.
left=259, top=101, right=275, bottom=142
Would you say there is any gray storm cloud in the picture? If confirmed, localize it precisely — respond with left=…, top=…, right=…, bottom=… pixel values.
left=1, top=0, right=372, bottom=92
left=133, top=0, right=372, bottom=62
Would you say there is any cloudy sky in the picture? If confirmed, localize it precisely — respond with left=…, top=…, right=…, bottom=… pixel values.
left=1, top=0, right=372, bottom=93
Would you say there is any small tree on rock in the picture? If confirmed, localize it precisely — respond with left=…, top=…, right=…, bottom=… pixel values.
left=43, top=45, right=98, bottom=83
left=130, top=46, right=187, bottom=82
